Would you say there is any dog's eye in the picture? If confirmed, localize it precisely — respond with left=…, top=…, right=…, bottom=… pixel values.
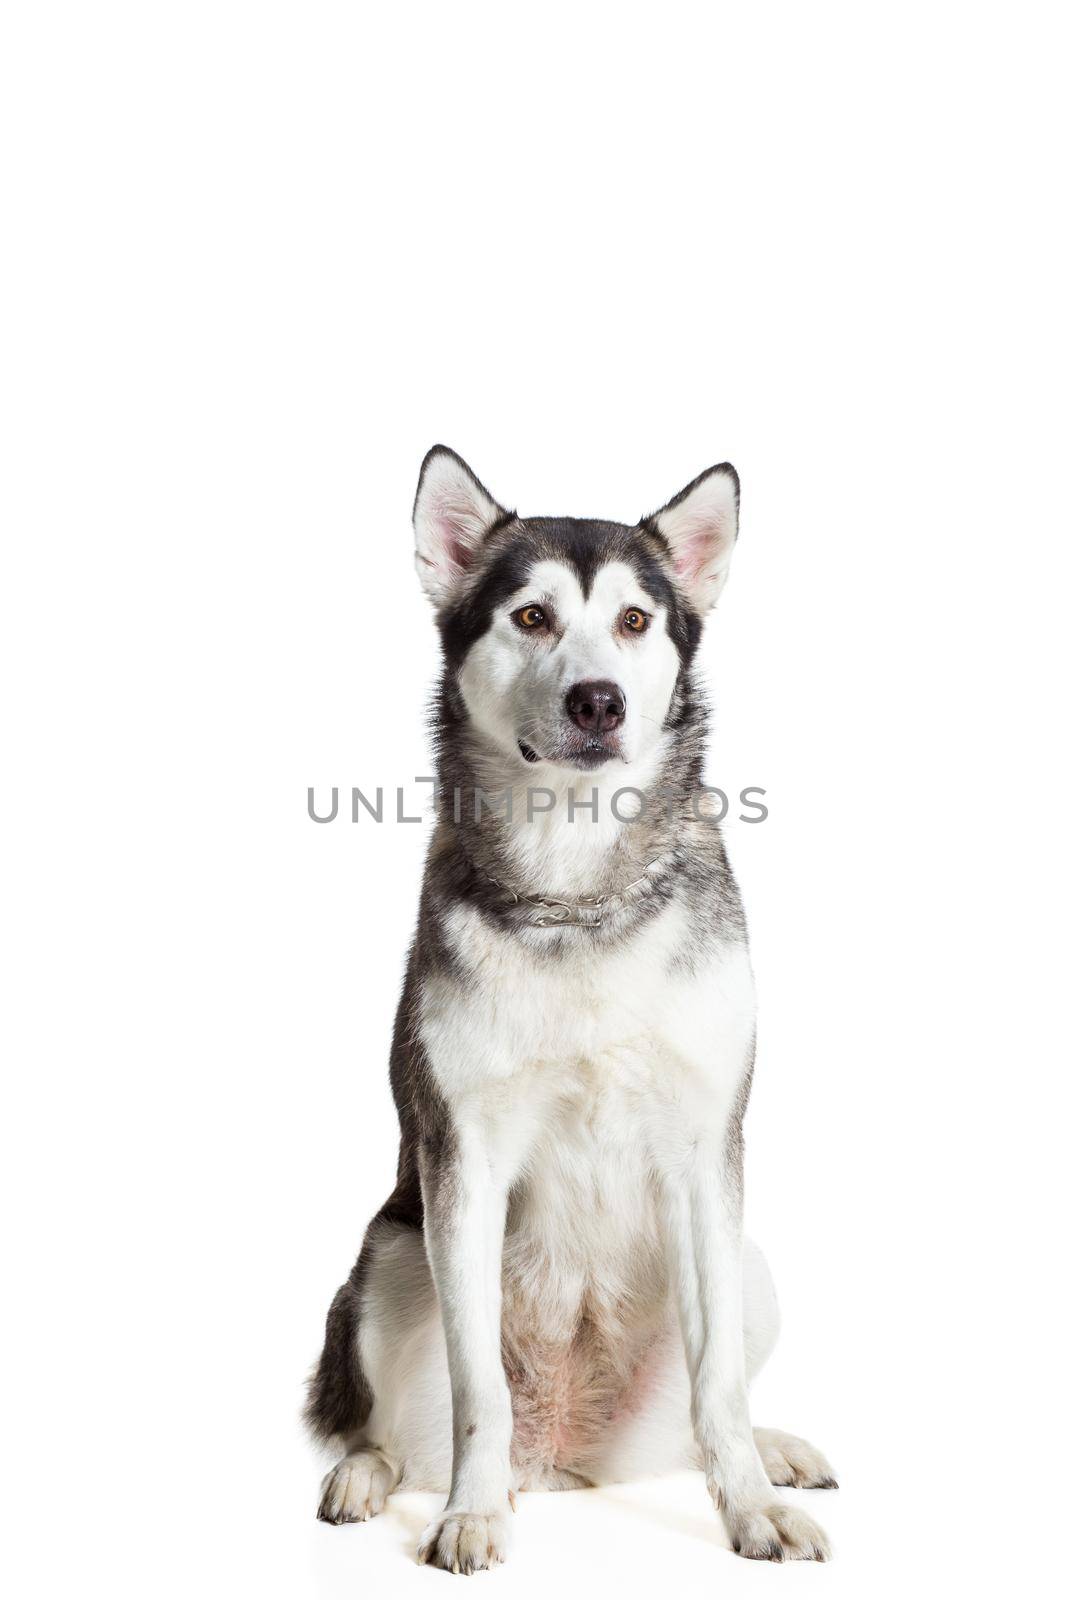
left=622, top=608, right=650, bottom=633
left=514, top=605, right=546, bottom=630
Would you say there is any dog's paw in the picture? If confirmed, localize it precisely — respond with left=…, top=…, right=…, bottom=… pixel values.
left=726, top=1500, right=831, bottom=1562
left=317, top=1449, right=396, bottom=1524
left=754, top=1427, right=838, bottom=1490
left=417, top=1510, right=510, bottom=1573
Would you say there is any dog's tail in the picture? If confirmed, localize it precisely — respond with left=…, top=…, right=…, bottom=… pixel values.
left=304, top=1277, right=372, bottom=1443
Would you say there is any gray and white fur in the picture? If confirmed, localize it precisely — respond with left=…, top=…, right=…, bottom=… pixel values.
left=306, top=448, right=836, bottom=1572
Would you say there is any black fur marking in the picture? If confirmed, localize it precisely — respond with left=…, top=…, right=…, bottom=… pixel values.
left=305, top=1276, right=370, bottom=1444
left=438, top=517, right=700, bottom=670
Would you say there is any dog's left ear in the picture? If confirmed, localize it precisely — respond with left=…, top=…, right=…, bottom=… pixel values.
left=645, top=463, right=740, bottom=612
left=413, top=446, right=509, bottom=606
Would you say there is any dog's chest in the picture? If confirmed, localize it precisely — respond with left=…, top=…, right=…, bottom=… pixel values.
left=432, top=898, right=697, bottom=1081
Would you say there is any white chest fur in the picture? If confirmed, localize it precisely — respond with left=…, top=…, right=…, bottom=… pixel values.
left=420, top=900, right=755, bottom=1170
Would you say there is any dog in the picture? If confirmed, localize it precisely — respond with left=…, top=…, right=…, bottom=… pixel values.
left=306, top=447, right=836, bottom=1571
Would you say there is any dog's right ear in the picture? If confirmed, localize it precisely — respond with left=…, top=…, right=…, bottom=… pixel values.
left=413, top=446, right=510, bottom=606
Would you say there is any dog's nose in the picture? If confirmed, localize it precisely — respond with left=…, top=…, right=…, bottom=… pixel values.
left=565, top=679, right=627, bottom=734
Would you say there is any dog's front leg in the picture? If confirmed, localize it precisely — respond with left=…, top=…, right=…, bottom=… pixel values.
left=660, top=1120, right=831, bottom=1562
left=417, top=1125, right=513, bottom=1573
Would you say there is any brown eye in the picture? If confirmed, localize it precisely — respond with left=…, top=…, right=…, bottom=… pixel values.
left=623, top=607, right=649, bottom=633
left=514, top=604, right=546, bottom=630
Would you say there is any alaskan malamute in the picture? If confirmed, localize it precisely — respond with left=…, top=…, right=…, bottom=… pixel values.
left=307, top=448, right=836, bottom=1570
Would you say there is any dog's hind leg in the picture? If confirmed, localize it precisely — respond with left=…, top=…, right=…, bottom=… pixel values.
left=305, top=1272, right=373, bottom=1449
left=744, top=1240, right=838, bottom=1490
left=307, top=1213, right=405, bottom=1528
left=317, top=1448, right=399, bottom=1524
left=307, top=1195, right=450, bottom=1521
left=590, top=1239, right=785, bottom=1482
left=741, top=1238, right=781, bottom=1382
left=753, top=1428, right=838, bottom=1490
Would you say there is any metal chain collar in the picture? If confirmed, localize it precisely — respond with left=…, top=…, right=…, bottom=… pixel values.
left=475, top=850, right=680, bottom=929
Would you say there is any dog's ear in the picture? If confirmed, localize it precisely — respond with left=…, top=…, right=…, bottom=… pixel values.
left=645, top=464, right=740, bottom=612
left=413, top=446, right=509, bottom=606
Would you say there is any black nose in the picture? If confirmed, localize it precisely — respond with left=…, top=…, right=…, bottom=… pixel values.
left=565, top=679, right=627, bottom=735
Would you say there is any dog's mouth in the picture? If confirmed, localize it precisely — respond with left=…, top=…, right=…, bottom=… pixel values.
left=567, top=739, right=618, bottom=771
left=517, top=735, right=621, bottom=771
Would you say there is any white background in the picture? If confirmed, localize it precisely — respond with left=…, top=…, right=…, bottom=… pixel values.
left=2, top=3, right=1064, bottom=1597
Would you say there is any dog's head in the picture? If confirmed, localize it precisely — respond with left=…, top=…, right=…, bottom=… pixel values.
left=413, top=447, right=738, bottom=774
